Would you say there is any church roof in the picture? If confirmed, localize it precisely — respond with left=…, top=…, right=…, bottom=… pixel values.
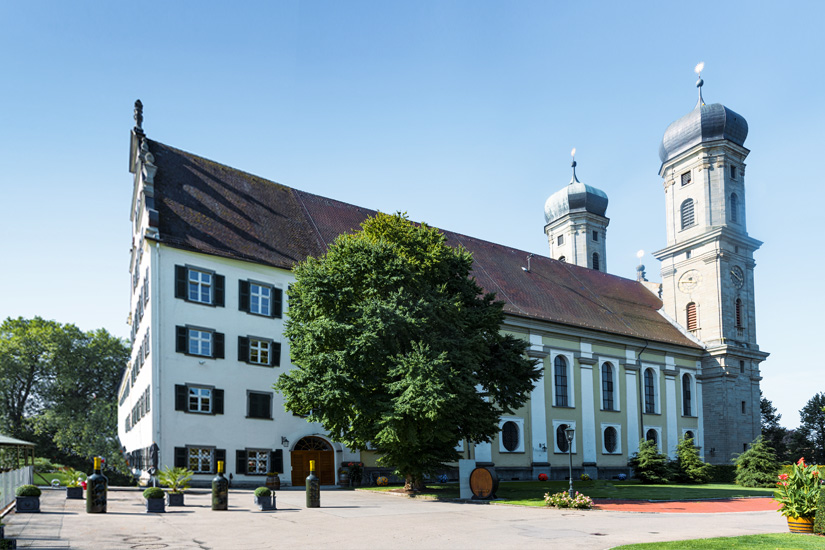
left=148, top=140, right=701, bottom=350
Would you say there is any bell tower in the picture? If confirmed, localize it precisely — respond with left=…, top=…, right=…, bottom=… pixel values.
left=652, top=65, right=768, bottom=464
left=544, top=150, right=609, bottom=271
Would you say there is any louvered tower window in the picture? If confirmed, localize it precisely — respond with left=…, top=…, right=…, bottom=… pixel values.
left=735, top=298, right=743, bottom=327
left=686, top=302, right=697, bottom=331
left=680, top=199, right=695, bottom=230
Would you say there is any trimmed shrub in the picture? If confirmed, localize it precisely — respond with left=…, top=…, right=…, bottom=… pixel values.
left=254, top=487, right=271, bottom=498
left=629, top=440, right=670, bottom=484
left=143, top=487, right=165, bottom=500
left=814, top=483, right=825, bottom=535
left=734, top=436, right=780, bottom=487
left=675, top=437, right=712, bottom=484
left=16, top=485, right=41, bottom=497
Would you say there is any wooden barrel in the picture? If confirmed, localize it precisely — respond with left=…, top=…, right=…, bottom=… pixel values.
left=469, top=467, right=499, bottom=499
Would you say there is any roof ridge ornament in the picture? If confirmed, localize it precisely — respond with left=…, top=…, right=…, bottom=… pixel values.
left=694, top=62, right=705, bottom=107
left=569, top=147, right=579, bottom=184
left=134, top=99, right=144, bottom=132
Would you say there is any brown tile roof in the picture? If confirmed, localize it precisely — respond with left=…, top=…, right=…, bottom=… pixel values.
left=149, top=140, right=701, bottom=350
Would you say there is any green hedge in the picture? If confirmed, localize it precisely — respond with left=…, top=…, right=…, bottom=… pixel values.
left=709, top=464, right=737, bottom=483
left=814, top=483, right=825, bottom=535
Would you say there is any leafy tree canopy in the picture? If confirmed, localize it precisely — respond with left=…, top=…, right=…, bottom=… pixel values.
left=761, top=392, right=789, bottom=461
left=275, top=213, right=541, bottom=489
left=796, top=392, right=825, bottom=464
left=0, top=317, right=130, bottom=476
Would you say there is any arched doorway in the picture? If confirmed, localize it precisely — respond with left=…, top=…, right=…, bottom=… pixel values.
left=290, top=436, right=335, bottom=486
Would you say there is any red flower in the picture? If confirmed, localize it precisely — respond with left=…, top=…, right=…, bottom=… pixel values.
left=813, top=470, right=819, bottom=476
left=797, top=457, right=805, bottom=466
left=778, top=473, right=789, bottom=480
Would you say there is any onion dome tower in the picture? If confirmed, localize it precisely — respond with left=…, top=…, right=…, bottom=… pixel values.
left=544, top=150, right=609, bottom=271
left=652, top=64, right=768, bottom=465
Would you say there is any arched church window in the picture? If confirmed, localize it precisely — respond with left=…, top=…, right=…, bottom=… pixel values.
left=601, top=363, right=614, bottom=411
left=556, top=423, right=570, bottom=453
left=644, top=368, right=655, bottom=414
left=592, top=252, right=600, bottom=271
left=686, top=302, right=697, bottom=331
left=735, top=298, right=743, bottom=327
left=680, top=199, right=695, bottom=230
left=603, top=426, right=618, bottom=453
left=685, top=430, right=695, bottom=442
left=730, top=193, right=739, bottom=223
left=646, top=429, right=658, bottom=445
left=682, top=373, right=692, bottom=416
left=501, top=421, right=519, bottom=452
left=554, top=356, right=568, bottom=407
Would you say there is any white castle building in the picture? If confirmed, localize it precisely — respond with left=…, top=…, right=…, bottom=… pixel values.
left=117, top=76, right=766, bottom=486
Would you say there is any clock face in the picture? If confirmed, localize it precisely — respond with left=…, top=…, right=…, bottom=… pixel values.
left=730, top=266, right=744, bottom=289
left=678, top=270, right=702, bottom=293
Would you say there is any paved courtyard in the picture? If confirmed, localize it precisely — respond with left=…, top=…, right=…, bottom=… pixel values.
left=3, top=487, right=788, bottom=550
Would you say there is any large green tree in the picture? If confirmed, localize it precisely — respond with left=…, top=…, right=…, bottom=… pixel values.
left=795, top=392, right=825, bottom=463
left=275, top=213, right=541, bottom=490
left=0, top=317, right=130, bottom=475
left=761, top=392, right=789, bottom=461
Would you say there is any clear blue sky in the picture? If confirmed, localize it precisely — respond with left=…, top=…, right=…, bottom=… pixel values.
left=1, top=1, right=821, bottom=428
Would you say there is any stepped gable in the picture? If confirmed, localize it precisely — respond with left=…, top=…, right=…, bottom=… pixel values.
left=150, top=140, right=699, bottom=349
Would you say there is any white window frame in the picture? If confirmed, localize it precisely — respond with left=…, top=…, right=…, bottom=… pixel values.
left=642, top=365, right=660, bottom=414
left=643, top=426, right=662, bottom=452
left=188, top=269, right=213, bottom=304
left=550, top=352, right=575, bottom=408
left=498, top=417, right=525, bottom=453
left=601, top=423, right=622, bottom=455
left=599, top=359, right=621, bottom=412
left=249, top=283, right=272, bottom=316
left=188, top=446, right=214, bottom=474
left=249, top=338, right=271, bottom=365
left=552, top=420, right=576, bottom=454
left=188, top=329, right=212, bottom=357
left=188, top=386, right=212, bottom=414
left=246, top=449, right=269, bottom=475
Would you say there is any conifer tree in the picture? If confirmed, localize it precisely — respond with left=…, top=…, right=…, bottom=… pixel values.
left=629, top=440, right=670, bottom=484
left=675, top=436, right=712, bottom=484
left=734, top=436, right=780, bottom=487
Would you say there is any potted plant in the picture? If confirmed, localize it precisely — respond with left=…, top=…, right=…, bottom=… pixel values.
left=143, top=486, right=166, bottom=513
left=253, top=486, right=276, bottom=511
left=348, top=462, right=364, bottom=487
left=63, top=468, right=85, bottom=499
left=158, top=466, right=192, bottom=506
left=15, top=485, right=41, bottom=513
left=774, top=457, right=822, bottom=533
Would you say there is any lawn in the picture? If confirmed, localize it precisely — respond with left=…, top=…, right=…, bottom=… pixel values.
left=33, top=471, right=73, bottom=486
left=612, top=533, right=824, bottom=549
left=362, top=480, right=775, bottom=506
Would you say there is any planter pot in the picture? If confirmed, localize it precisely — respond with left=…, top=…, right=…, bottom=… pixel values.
left=167, top=492, right=185, bottom=507
left=265, top=474, right=281, bottom=491
left=66, top=486, right=83, bottom=500
left=254, top=495, right=276, bottom=511
left=145, top=498, right=165, bottom=513
left=787, top=516, right=814, bottom=533
left=15, top=496, right=40, bottom=513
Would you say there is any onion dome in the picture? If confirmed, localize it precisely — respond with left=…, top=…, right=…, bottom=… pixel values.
left=659, top=75, right=748, bottom=164
left=544, top=158, right=608, bottom=224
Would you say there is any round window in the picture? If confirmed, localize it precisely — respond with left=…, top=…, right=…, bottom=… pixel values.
left=604, top=426, right=617, bottom=453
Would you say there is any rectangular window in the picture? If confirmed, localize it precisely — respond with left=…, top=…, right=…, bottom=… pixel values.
left=238, top=336, right=281, bottom=367
left=592, top=230, right=598, bottom=242
left=188, top=387, right=212, bottom=413
left=189, top=329, right=212, bottom=356
left=247, top=450, right=268, bottom=474
left=681, top=171, right=692, bottom=186
left=250, top=283, right=272, bottom=316
left=247, top=392, right=273, bottom=419
left=188, top=269, right=212, bottom=304
left=730, top=166, right=737, bottom=179
left=250, top=338, right=270, bottom=365
left=188, top=447, right=213, bottom=474
left=740, top=360, right=745, bottom=374
left=741, top=401, right=746, bottom=414
left=176, top=326, right=225, bottom=359
left=557, top=235, right=564, bottom=246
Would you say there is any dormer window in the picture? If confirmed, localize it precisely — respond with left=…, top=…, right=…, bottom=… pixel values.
left=681, top=171, right=692, bottom=186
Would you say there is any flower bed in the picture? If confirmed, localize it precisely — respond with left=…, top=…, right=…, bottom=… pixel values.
left=544, top=491, right=593, bottom=509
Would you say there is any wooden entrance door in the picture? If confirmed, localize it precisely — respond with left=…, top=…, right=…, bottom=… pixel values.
left=290, top=436, right=335, bottom=486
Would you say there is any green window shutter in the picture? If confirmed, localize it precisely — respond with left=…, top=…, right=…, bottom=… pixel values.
left=174, top=447, right=187, bottom=469
left=238, top=336, right=249, bottom=362
left=271, top=342, right=281, bottom=366
left=214, top=275, right=225, bottom=307
left=213, top=389, right=224, bottom=415
left=239, top=280, right=250, bottom=312
left=175, top=266, right=187, bottom=299
left=175, top=385, right=187, bottom=411
left=272, top=288, right=283, bottom=318
left=213, top=332, right=225, bottom=359
left=176, top=326, right=187, bottom=353
left=236, top=450, right=246, bottom=475
left=214, top=449, right=226, bottom=474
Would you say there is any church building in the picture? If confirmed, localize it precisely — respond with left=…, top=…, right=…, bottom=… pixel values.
left=117, top=74, right=766, bottom=485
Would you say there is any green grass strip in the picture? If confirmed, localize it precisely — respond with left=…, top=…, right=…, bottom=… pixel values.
left=612, top=533, right=824, bottom=549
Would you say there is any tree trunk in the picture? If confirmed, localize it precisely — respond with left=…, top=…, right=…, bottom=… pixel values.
left=404, top=474, right=425, bottom=492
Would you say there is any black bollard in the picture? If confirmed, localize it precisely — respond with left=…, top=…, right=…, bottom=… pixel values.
left=86, top=457, right=108, bottom=513
left=305, top=460, right=320, bottom=508
left=212, top=460, right=229, bottom=510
